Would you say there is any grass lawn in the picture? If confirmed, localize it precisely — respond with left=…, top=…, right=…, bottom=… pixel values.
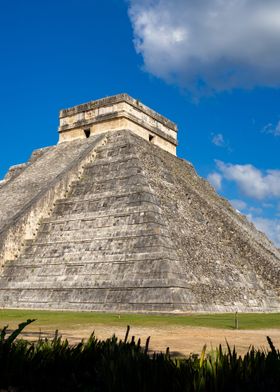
left=1, top=309, right=280, bottom=331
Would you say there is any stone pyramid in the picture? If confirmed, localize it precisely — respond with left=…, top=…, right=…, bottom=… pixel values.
left=0, top=94, right=279, bottom=312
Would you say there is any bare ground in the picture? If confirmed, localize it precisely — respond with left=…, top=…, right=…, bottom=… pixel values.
left=20, top=325, right=280, bottom=356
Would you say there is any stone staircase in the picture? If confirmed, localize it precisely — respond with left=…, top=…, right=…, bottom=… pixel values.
left=0, top=134, right=106, bottom=265
left=0, top=131, right=187, bottom=312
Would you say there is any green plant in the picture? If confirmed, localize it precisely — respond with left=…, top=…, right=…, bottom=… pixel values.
left=0, top=321, right=279, bottom=391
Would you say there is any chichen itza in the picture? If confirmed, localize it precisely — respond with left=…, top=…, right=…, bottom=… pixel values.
left=0, top=94, right=279, bottom=312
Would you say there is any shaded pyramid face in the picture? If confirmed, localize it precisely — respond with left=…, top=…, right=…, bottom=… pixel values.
left=0, top=130, right=279, bottom=312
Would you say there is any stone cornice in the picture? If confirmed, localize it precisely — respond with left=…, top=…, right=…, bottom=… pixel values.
left=59, top=110, right=178, bottom=146
left=59, top=93, right=178, bottom=133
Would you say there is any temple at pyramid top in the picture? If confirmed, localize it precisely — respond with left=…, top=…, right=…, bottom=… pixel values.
left=58, top=93, right=178, bottom=155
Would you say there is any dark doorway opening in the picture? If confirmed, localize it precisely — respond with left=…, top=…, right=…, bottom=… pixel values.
left=149, top=134, right=154, bottom=142
left=84, top=129, right=91, bottom=138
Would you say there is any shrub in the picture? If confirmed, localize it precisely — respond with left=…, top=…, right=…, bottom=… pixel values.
left=0, top=321, right=279, bottom=391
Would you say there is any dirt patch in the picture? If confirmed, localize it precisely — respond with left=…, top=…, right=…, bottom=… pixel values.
left=20, top=325, right=280, bottom=356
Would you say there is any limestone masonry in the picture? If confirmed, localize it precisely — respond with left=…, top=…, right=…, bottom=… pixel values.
left=59, top=94, right=177, bottom=155
left=0, top=94, right=279, bottom=312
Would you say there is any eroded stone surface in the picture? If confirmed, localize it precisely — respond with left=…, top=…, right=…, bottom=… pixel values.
left=0, top=129, right=279, bottom=312
left=0, top=135, right=105, bottom=264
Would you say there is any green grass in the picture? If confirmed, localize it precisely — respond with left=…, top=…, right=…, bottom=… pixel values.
left=1, top=309, right=280, bottom=331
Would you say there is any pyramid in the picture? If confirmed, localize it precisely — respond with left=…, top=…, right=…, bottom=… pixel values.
left=0, top=94, right=279, bottom=312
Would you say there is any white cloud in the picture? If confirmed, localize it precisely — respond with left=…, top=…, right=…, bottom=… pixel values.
left=262, top=121, right=280, bottom=136
left=230, top=199, right=247, bottom=211
left=208, top=161, right=280, bottom=247
left=207, top=172, right=222, bottom=190
left=230, top=199, right=263, bottom=215
left=216, top=161, right=280, bottom=200
left=247, top=215, right=280, bottom=247
left=128, top=0, right=280, bottom=93
left=211, top=133, right=232, bottom=151
left=212, top=133, right=225, bottom=147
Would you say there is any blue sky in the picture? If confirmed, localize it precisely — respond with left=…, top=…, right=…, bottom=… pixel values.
left=0, top=0, right=280, bottom=246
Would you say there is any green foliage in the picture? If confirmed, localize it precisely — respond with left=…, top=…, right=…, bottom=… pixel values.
left=0, top=322, right=279, bottom=391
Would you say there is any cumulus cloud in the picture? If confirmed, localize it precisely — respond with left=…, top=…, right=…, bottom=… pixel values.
left=216, top=161, right=280, bottom=200
left=262, top=121, right=280, bottom=136
left=248, top=215, right=280, bottom=247
left=207, top=172, right=222, bottom=190
left=128, top=0, right=280, bottom=93
left=208, top=162, right=280, bottom=246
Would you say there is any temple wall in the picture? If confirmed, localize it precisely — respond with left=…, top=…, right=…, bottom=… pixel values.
left=59, top=117, right=176, bottom=155
left=58, top=94, right=177, bottom=155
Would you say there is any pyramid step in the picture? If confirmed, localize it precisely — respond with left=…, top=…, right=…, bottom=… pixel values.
left=55, top=189, right=159, bottom=206
left=21, top=232, right=175, bottom=254
left=38, top=219, right=165, bottom=238
left=66, top=184, right=151, bottom=202
left=2, top=258, right=181, bottom=273
left=52, top=192, right=160, bottom=217
left=7, top=252, right=178, bottom=266
left=58, top=186, right=155, bottom=205
left=41, top=208, right=163, bottom=226
left=19, top=246, right=176, bottom=261
left=35, top=225, right=169, bottom=244
left=1, top=275, right=191, bottom=290
left=40, top=204, right=163, bottom=222
left=82, top=165, right=144, bottom=181
left=84, top=157, right=141, bottom=172
left=85, top=153, right=139, bottom=168
left=1, top=285, right=277, bottom=313
left=70, top=173, right=147, bottom=192
left=36, top=221, right=167, bottom=237
left=0, top=286, right=197, bottom=313
left=94, top=140, right=135, bottom=153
